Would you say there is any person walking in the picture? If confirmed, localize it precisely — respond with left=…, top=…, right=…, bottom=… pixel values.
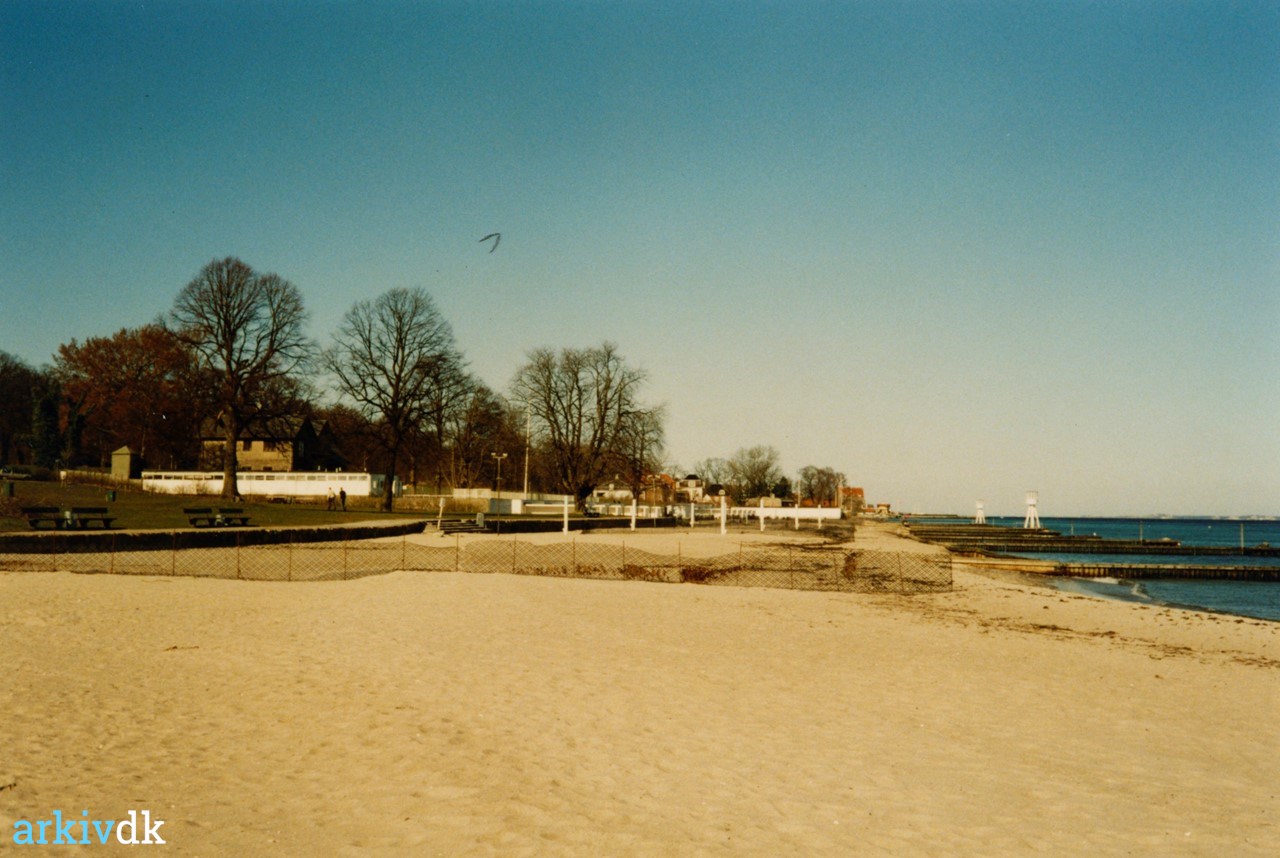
left=327, top=487, right=335, bottom=511
left=339, top=488, right=347, bottom=511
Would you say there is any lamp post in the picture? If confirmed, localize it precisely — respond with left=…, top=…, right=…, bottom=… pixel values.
left=522, top=409, right=531, bottom=498
left=491, top=452, right=508, bottom=497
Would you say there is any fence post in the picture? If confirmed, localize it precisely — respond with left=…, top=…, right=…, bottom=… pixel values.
left=512, top=534, right=518, bottom=574
left=572, top=537, right=577, bottom=577
left=236, top=533, right=242, bottom=580
left=455, top=534, right=460, bottom=573
left=110, top=533, right=115, bottom=576
left=171, top=532, right=177, bottom=576
left=343, top=537, right=348, bottom=580
left=287, top=533, right=293, bottom=582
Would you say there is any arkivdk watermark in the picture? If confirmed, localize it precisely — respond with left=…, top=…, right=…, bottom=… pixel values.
left=11, top=809, right=165, bottom=846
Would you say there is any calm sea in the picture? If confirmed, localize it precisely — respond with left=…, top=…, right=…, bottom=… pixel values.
left=983, top=517, right=1280, bottom=622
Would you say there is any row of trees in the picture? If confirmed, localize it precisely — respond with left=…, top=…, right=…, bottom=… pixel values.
left=3, top=256, right=846, bottom=512
left=692, top=447, right=846, bottom=506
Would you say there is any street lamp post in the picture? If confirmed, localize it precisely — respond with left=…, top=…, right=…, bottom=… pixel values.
left=491, top=452, right=508, bottom=497
left=522, top=409, right=531, bottom=498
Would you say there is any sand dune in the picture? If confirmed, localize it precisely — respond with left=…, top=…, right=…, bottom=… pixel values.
left=1, top=522, right=1276, bottom=855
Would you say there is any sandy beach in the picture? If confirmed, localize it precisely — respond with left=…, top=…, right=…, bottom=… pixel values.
left=1, top=522, right=1276, bottom=855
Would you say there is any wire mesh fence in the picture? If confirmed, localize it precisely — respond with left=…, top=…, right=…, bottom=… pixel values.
left=0, top=535, right=952, bottom=593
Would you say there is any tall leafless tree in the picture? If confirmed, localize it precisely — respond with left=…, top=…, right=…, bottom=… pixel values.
left=446, top=381, right=520, bottom=490
left=419, top=360, right=479, bottom=494
left=512, top=342, right=655, bottom=510
left=797, top=465, right=846, bottom=506
left=169, top=257, right=313, bottom=499
left=726, top=445, right=784, bottom=504
left=610, top=405, right=667, bottom=500
left=691, top=457, right=730, bottom=486
left=323, top=288, right=463, bottom=511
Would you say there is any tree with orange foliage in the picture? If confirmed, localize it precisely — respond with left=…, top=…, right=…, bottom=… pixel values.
left=53, top=325, right=211, bottom=469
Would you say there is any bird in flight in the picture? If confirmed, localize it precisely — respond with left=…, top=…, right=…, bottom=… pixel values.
left=479, top=233, right=501, bottom=253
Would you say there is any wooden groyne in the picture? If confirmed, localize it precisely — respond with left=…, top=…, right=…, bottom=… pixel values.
left=1057, top=564, right=1280, bottom=582
left=905, top=523, right=1280, bottom=558
left=912, top=523, right=1280, bottom=581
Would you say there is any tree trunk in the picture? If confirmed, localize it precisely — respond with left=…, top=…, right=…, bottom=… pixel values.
left=222, top=418, right=240, bottom=499
left=381, top=448, right=397, bottom=512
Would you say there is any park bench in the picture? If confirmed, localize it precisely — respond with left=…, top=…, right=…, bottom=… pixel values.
left=21, top=506, right=64, bottom=529
left=185, top=507, right=252, bottom=527
left=217, top=507, right=252, bottom=526
left=185, top=507, right=218, bottom=527
left=66, top=507, right=116, bottom=529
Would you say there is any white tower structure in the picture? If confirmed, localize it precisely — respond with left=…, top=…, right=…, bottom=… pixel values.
left=975, top=500, right=986, bottom=525
left=1023, top=491, right=1040, bottom=529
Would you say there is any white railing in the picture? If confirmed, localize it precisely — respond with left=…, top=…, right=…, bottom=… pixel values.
left=141, top=470, right=393, bottom=498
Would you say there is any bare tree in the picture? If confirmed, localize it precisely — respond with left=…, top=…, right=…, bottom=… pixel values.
left=323, top=288, right=463, bottom=511
left=691, top=457, right=730, bottom=486
left=512, top=342, right=653, bottom=510
left=446, top=381, right=519, bottom=490
left=611, top=405, right=667, bottom=500
left=419, top=359, right=478, bottom=494
left=797, top=465, right=846, bottom=506
left=726, top=445, right=784, bottom=504
left=169, top=257, right=312, bottom=499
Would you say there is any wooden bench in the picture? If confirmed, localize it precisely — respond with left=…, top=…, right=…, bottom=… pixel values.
left=185, top=507, right=252, bottom=527
left=21, top=506, right=64, bottom=529
left=217, top=507, right=252, bottom=526
left=185, top=507, right=218, bottom=527
left=67, top=506, right=116, bottom=529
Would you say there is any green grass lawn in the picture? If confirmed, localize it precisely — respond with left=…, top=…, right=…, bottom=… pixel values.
left=0, top=479, right=425, bottom=532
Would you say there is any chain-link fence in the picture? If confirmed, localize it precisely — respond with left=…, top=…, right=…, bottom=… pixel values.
left=0, top=535, right=951, bottom=594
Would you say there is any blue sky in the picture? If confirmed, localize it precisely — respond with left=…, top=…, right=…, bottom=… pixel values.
left=3, top=1, right=1277, bottom=516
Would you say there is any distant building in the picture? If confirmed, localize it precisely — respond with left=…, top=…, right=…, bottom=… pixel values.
left=840, top=486, right=865, bottom=515
left=674, top=475, right=709, bottom=504
left=638, top=473, right=675, bottom=507
left=199, top=416, right=345, bottom=473
left=590, top=479, right=633, bottom=504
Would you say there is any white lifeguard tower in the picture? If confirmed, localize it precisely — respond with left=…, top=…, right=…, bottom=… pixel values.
left=974, top=500, right=986, bottom=525
left=1023, top=491, right=1040, bottom=529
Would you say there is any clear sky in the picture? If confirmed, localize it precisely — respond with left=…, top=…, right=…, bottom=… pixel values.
left=3, top=1, right=1277, bottom=517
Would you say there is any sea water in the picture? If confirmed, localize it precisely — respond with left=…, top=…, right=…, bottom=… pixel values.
left=983, top=517, right=1280, bottom=622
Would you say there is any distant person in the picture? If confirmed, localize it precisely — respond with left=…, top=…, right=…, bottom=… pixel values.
left=327, top=487, right=335, bottom=511
left=339, top=488, right=347, bottom=511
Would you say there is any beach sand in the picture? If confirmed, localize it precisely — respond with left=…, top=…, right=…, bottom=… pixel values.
left=1, top=522, right=1276, bottom=855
